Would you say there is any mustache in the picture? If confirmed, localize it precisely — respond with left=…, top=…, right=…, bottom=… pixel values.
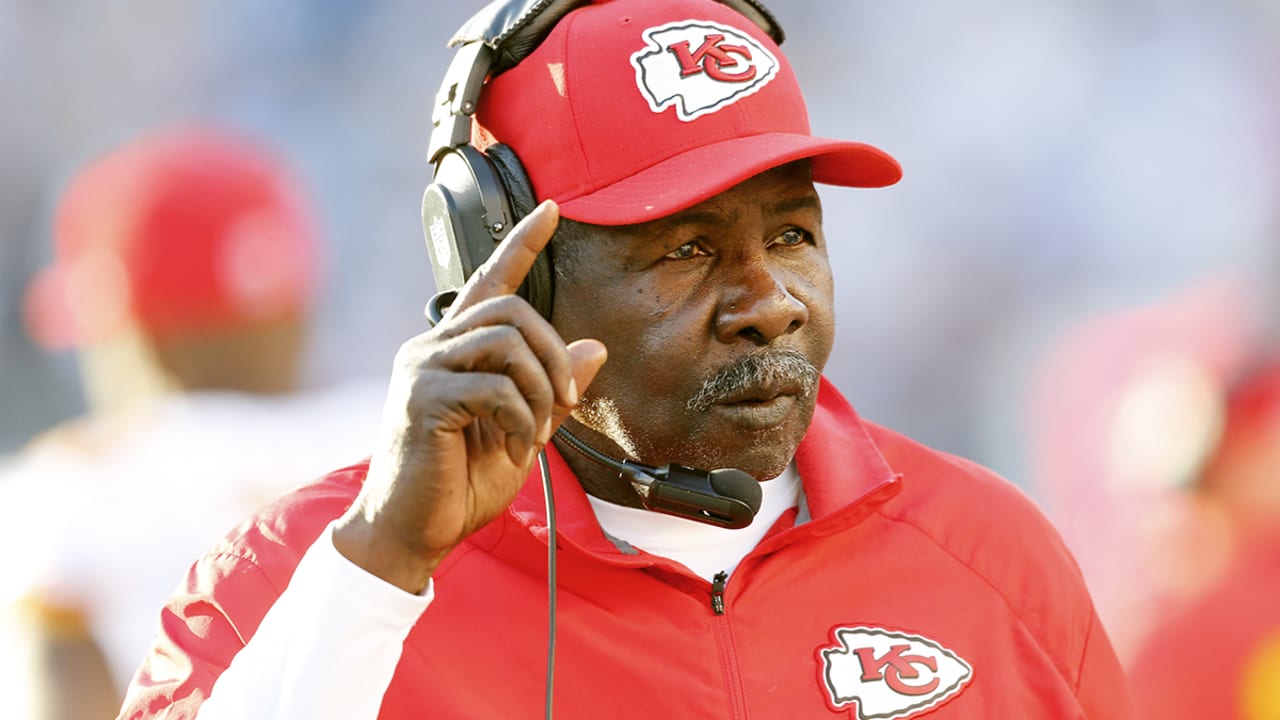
left=686, top=350, right=820, bottom=413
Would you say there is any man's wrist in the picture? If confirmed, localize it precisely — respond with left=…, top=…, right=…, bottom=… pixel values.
left=331, top=515, right=439, bottom=595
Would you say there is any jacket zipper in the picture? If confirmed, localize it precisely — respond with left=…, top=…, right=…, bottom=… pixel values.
left=710, top=571, right=727, bottom=615
left=708, top=570, right=747, bottom=717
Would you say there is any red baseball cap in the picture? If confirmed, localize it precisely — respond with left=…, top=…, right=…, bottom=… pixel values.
left=24, top=126, right=320, bottom=350
left=473, top=0, right=901, bottom=225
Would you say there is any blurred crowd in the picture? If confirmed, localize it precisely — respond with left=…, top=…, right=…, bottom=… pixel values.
left=1, top=0, right=1278, bottom=718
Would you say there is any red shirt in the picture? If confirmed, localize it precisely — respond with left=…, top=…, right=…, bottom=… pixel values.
left=121, top=379, right=1134, bottom=719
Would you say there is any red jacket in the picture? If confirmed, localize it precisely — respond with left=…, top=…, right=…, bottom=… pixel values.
left=120, top=380, right=1134, bottom=719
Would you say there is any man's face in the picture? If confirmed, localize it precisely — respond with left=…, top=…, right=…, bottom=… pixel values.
left=552, top=162, right=834, bottom=481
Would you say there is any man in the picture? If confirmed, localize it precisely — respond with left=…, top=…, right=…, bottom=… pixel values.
left=0, top=126, right=384, bottom=720
left=119, top=1, right=1135, bottom=718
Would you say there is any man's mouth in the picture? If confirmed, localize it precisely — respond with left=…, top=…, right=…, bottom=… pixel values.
left=714, top=378, right=806, bottom=406
left=709, top=391, right=800, bottom=431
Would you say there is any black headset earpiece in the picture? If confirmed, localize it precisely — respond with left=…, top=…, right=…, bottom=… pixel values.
left=486, top=142, right=553, bottom=317
left=422, top=1, right=584, bottom=325
left=422, top=0, right=784, bottom=326
left=421, top=140, right=552, bottom=319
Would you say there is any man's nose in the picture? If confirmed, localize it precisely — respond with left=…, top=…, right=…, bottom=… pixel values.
left=713, top=260, right=808, bottom=345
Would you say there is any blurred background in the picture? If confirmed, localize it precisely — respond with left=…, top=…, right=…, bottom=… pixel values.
left=5, top=0, right=1278, bottom=475
left=2, top=0, right=1279, bottom=715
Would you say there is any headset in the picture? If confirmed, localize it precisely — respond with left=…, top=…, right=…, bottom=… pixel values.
left=423, top=0, right=781, bottom=523
left=422, top=0, right=783, bottom=322
left=421, top=2, right=784, bottom=716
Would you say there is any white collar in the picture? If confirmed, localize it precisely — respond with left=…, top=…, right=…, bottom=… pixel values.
left=585, top=464, right=802, bottom=581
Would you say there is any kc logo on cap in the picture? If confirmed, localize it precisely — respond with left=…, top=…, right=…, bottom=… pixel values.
left=631, top=20, right=780, bottom=122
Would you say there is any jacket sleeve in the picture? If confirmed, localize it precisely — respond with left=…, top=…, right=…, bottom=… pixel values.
left=116, top=548, right=279, bottom=719
left=1075, top=608, right=1138, bottom=720
left=117, top=524, right=432, bottom=720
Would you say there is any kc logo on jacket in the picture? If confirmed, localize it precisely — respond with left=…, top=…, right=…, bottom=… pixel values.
left=818, top=626, right=973, bottom=719
left=630, top=19, right=779, bottom=121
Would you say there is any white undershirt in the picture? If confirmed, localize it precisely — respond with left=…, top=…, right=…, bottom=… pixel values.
left=195, top=521, right=432, bottom=719
left=196, top=466, right=801, bottom=719
left=586, top=464, right=801, bottom=580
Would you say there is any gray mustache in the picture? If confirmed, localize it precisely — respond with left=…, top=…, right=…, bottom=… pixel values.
left=686, top=350, right=820, bottom=413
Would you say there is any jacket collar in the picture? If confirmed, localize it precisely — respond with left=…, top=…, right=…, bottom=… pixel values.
left=504, top=376, right=902, bottom=558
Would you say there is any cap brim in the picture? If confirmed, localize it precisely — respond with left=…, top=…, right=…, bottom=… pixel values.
left=556, top=132, right=901, bottom=226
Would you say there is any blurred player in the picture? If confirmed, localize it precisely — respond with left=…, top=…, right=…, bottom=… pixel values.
left=1127, top=357, right=1280, bottom=719
left=0, top=126, right=384, bottom=720
left=1026, top=276, right=1264, bottom=661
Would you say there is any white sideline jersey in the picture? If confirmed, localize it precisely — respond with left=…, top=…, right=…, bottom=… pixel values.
left=0, top=378, right=388, bottom=697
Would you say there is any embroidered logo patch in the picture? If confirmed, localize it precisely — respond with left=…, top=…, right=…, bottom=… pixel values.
left=818, top=626, right=973, bottom=719
left=630, top=19, right=780, bottom=122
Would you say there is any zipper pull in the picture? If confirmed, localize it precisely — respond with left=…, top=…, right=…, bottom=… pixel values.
left=710, top=571, right=727, bottom=615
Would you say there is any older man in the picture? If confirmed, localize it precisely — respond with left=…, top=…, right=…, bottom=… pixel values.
left=119, top=1, right=1135, bottom=718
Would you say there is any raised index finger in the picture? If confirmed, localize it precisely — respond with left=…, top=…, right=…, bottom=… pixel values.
left=447, top=199, right=559, bottom=317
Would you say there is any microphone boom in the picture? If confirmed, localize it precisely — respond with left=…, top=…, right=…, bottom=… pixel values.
left=555, top=427, right=762, bottom=529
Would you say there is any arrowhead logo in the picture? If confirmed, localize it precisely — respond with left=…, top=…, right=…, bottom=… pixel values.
left=630, top=19, right=780, bottom=122
left=818, top=626, right=973, bottom=719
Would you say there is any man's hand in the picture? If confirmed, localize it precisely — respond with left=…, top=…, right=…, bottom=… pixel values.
left=334, top=201, right=607, bottom=593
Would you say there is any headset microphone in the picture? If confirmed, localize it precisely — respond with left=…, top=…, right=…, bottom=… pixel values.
left=555, top=427, right=762, bottom=529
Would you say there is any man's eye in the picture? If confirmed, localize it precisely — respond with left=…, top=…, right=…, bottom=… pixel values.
left=771, top=228, right=811, bottom=248
left=664, top=242, right=708, bottom=260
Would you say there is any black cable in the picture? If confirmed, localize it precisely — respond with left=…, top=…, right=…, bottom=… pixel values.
left=554, top=426, right=625, bottom=471
left=538, top=449, right=556, bottom=720
left=427, top=296, right=557, bottom=716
